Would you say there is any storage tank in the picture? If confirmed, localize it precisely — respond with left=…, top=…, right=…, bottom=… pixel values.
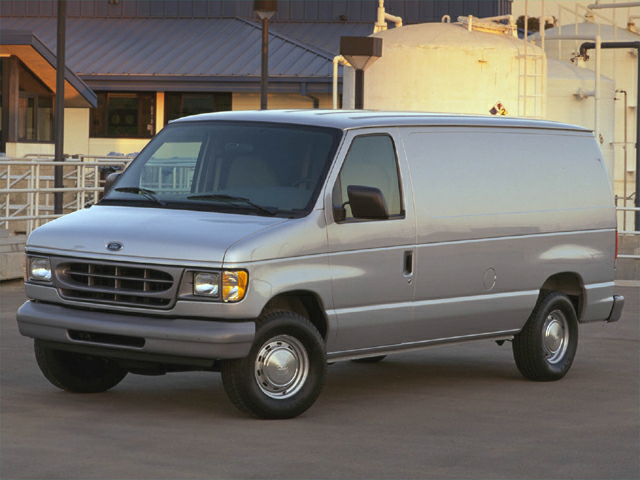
left=343, top=22, right=546, bottom=118
left=532, top=23, right=638, bottom=225
left=546, top=58, right=616, bottom=182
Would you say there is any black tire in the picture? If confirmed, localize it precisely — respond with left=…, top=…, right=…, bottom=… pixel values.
left=351, top=355, right=387, bottom=364
left=221, top=311, right=327, bottom=419
left=34, top=340, right=128, bottom=393
left=512, top=291, right=579, bottom=381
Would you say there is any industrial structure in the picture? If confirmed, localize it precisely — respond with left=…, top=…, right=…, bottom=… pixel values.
left=1, top=0, right=639, bottom=279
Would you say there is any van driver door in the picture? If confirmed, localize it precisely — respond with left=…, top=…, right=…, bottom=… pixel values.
left=324, top=129, right=416, bottom=353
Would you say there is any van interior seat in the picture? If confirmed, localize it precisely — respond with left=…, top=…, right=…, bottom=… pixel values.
left=226, top=155, right=279, bottom=189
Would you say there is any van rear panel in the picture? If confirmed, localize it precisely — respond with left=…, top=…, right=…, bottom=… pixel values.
left=399, top=126, right=616, bottom=337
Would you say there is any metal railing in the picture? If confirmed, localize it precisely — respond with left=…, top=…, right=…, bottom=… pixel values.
left=1, top=156, right=133, bottom=235
left=616, top=206, right=640, bottom=260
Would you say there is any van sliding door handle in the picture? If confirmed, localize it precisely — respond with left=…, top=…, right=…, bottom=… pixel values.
left=403, top=251, right=413, bottom=276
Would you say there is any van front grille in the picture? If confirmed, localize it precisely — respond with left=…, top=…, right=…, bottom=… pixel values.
left=54, top=260, right=182, bottom=309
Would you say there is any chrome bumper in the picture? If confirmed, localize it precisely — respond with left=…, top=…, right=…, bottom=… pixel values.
left=17, top=301, right=255, bottom=361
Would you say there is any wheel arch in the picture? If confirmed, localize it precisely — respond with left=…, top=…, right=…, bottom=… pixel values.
left=539, top=272, right=585, bottom=321
left=260, top=290, right=329, bottom=340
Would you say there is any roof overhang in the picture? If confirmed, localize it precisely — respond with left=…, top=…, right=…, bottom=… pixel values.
left=81, top=75, right=338, bottom=94
left=0, top=29, right=97, bottom=108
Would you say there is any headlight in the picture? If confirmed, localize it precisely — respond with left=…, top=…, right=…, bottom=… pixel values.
left=193, top=272, right=220, bottom=297
left=28, top=257, right=52, bottom=282
left=222, top=270, right=248, bottom=303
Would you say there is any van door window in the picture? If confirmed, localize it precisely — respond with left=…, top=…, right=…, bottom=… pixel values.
left=332, top=135, right=403, bottom=221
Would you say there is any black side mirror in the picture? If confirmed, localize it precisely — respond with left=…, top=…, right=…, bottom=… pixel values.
left=347, top=185, right=389, bottom=220
left=104, top=172, right=122, bottom=195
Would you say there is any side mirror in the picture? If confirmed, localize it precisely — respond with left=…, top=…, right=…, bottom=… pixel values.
left=104, top=172, right=122, bottom=195
left=347, top=185, right=389, bottom=220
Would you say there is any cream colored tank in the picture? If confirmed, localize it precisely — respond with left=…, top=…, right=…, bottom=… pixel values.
left=343, top=22, right=546, bottom=118
left=532, top=23, right=638, bottom=225
left=546, top=59, right=616, bottom=181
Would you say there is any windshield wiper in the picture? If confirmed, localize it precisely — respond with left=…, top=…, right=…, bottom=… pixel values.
left=186, top=194, right=277, bottom=216
left=114, top=187, right=167, bottom=207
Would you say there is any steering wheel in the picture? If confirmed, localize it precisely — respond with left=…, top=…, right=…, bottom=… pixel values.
left=292, top=178, right=318, bottom=188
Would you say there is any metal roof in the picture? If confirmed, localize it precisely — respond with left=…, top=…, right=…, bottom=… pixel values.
left=173, top=109, right=592, bottom=133
left=0, top=29, right=97, bottom=107
left=1, top=0, right=512, bottom=24
left=1, top=17, right=340, bottom=85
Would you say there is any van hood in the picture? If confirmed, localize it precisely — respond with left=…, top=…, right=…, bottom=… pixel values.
left=26, top=205, right=289, bottom=266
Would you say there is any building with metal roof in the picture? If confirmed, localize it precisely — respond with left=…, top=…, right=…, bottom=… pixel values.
left=1, top=0, right=512, bottom=157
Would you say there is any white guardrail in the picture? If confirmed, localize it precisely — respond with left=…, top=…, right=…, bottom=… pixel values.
left=1, top=156, right=133, bottom=235
left=617, top=206, right=640, bottom=260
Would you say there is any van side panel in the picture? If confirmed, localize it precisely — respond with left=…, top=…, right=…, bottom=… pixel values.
left=399, top=127, right=616, bottom=340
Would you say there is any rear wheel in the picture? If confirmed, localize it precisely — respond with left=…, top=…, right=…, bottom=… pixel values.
left=512, top=291, right=579, bottom=381
left=34, top=340, right=127, bottom=393
left=221, top=311, right=327, bottom=419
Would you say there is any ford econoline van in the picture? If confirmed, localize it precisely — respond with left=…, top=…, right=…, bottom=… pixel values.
left=17, top=110, right=624, bottom=418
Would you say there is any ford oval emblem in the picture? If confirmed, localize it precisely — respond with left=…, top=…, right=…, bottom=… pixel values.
left=106, top=241, right=124, bottom=252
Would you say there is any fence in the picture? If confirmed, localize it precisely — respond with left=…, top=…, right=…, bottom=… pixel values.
left=0, top=156, right=133, bottom=236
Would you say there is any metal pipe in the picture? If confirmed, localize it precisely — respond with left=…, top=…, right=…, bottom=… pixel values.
left=54, top=0, right=66, bottom=215
left=617, top=89, right=629, bottom=230
left=588, top=2, right=640, bottom=9
left=580, top=40, right=640, bottom=229
left=636, top=44, right=639, bottom=231
left=260, top=16, right=269, bottom=110
left=374, top=0, right=403, bottom=33
left=333, top=55, right=350, bottom=110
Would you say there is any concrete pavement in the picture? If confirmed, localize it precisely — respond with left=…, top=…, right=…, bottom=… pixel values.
left=1, top=280, right=638, bottom=479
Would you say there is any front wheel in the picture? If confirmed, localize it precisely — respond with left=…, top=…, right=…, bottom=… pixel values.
left=221, top=311, right=327, bottom=419
left=34, top=340, right=128, bottom=393
left=512, top=291, right=579, bottom=381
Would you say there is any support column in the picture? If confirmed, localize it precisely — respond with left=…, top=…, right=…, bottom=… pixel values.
left=1, top=56, right=20, bottom=150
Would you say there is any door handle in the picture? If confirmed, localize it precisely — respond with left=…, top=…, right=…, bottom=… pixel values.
left=403, top=251, right=413, bottom=276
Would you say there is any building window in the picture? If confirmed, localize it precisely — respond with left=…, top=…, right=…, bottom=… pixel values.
left=91, top=92, right=155, bottom=138
left=164, top=92, right=232, bottom=125
left=17, top=62, right=54, bottom=142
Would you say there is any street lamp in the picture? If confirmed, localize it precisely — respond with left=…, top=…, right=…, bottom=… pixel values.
left=340, top=37, right=383, bottom=110
left=254, top=1, right=278, bottom=110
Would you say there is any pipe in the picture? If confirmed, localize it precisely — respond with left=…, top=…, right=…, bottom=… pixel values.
left=579, top=40, right=640, bottom=230
left=588, top=2, right=640, bottom=9
left=332, top=55, right=350, bottom=110
left=54, top=0, right=66, bottom=215
left=617, top=89, right=629, bottom=230
left=374, top=0, right=402, bottom=33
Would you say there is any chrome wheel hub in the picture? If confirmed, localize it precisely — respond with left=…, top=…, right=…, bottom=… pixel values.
left=542, top=310, right=569, bottom=364
left=254, top=335, right=309, bottom=399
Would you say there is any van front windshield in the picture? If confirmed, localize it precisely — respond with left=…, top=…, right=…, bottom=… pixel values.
left=102, top=121, right=342, bottom=217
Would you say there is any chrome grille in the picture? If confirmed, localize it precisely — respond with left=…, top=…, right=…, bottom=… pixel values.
left=54, top=259, right=182, bottom=309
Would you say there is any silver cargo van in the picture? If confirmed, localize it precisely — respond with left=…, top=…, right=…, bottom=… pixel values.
left=17, top=110, right=624, bottom=418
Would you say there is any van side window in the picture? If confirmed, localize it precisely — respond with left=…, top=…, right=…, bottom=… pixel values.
left=332, top=135, right=403, bottom=221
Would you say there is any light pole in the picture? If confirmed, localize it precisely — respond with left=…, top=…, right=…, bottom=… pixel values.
left=54, top=0, right=67, bottom=215
left=254, top=1, right=278, bottom=110
left=340, top=37, right=383, bottom=110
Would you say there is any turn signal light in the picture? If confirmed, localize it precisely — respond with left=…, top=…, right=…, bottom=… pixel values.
left=222, top=270, right=248, bottom=302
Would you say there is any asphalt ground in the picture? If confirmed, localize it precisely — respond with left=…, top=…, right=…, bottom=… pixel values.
left=1, top=280, right=638, bottom=480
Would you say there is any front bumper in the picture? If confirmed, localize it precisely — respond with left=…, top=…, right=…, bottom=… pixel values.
left=17, top=301, right=255, bottom=362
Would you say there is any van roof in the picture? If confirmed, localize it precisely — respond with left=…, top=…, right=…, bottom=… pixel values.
left=173, top=109, right=592, bottom=133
